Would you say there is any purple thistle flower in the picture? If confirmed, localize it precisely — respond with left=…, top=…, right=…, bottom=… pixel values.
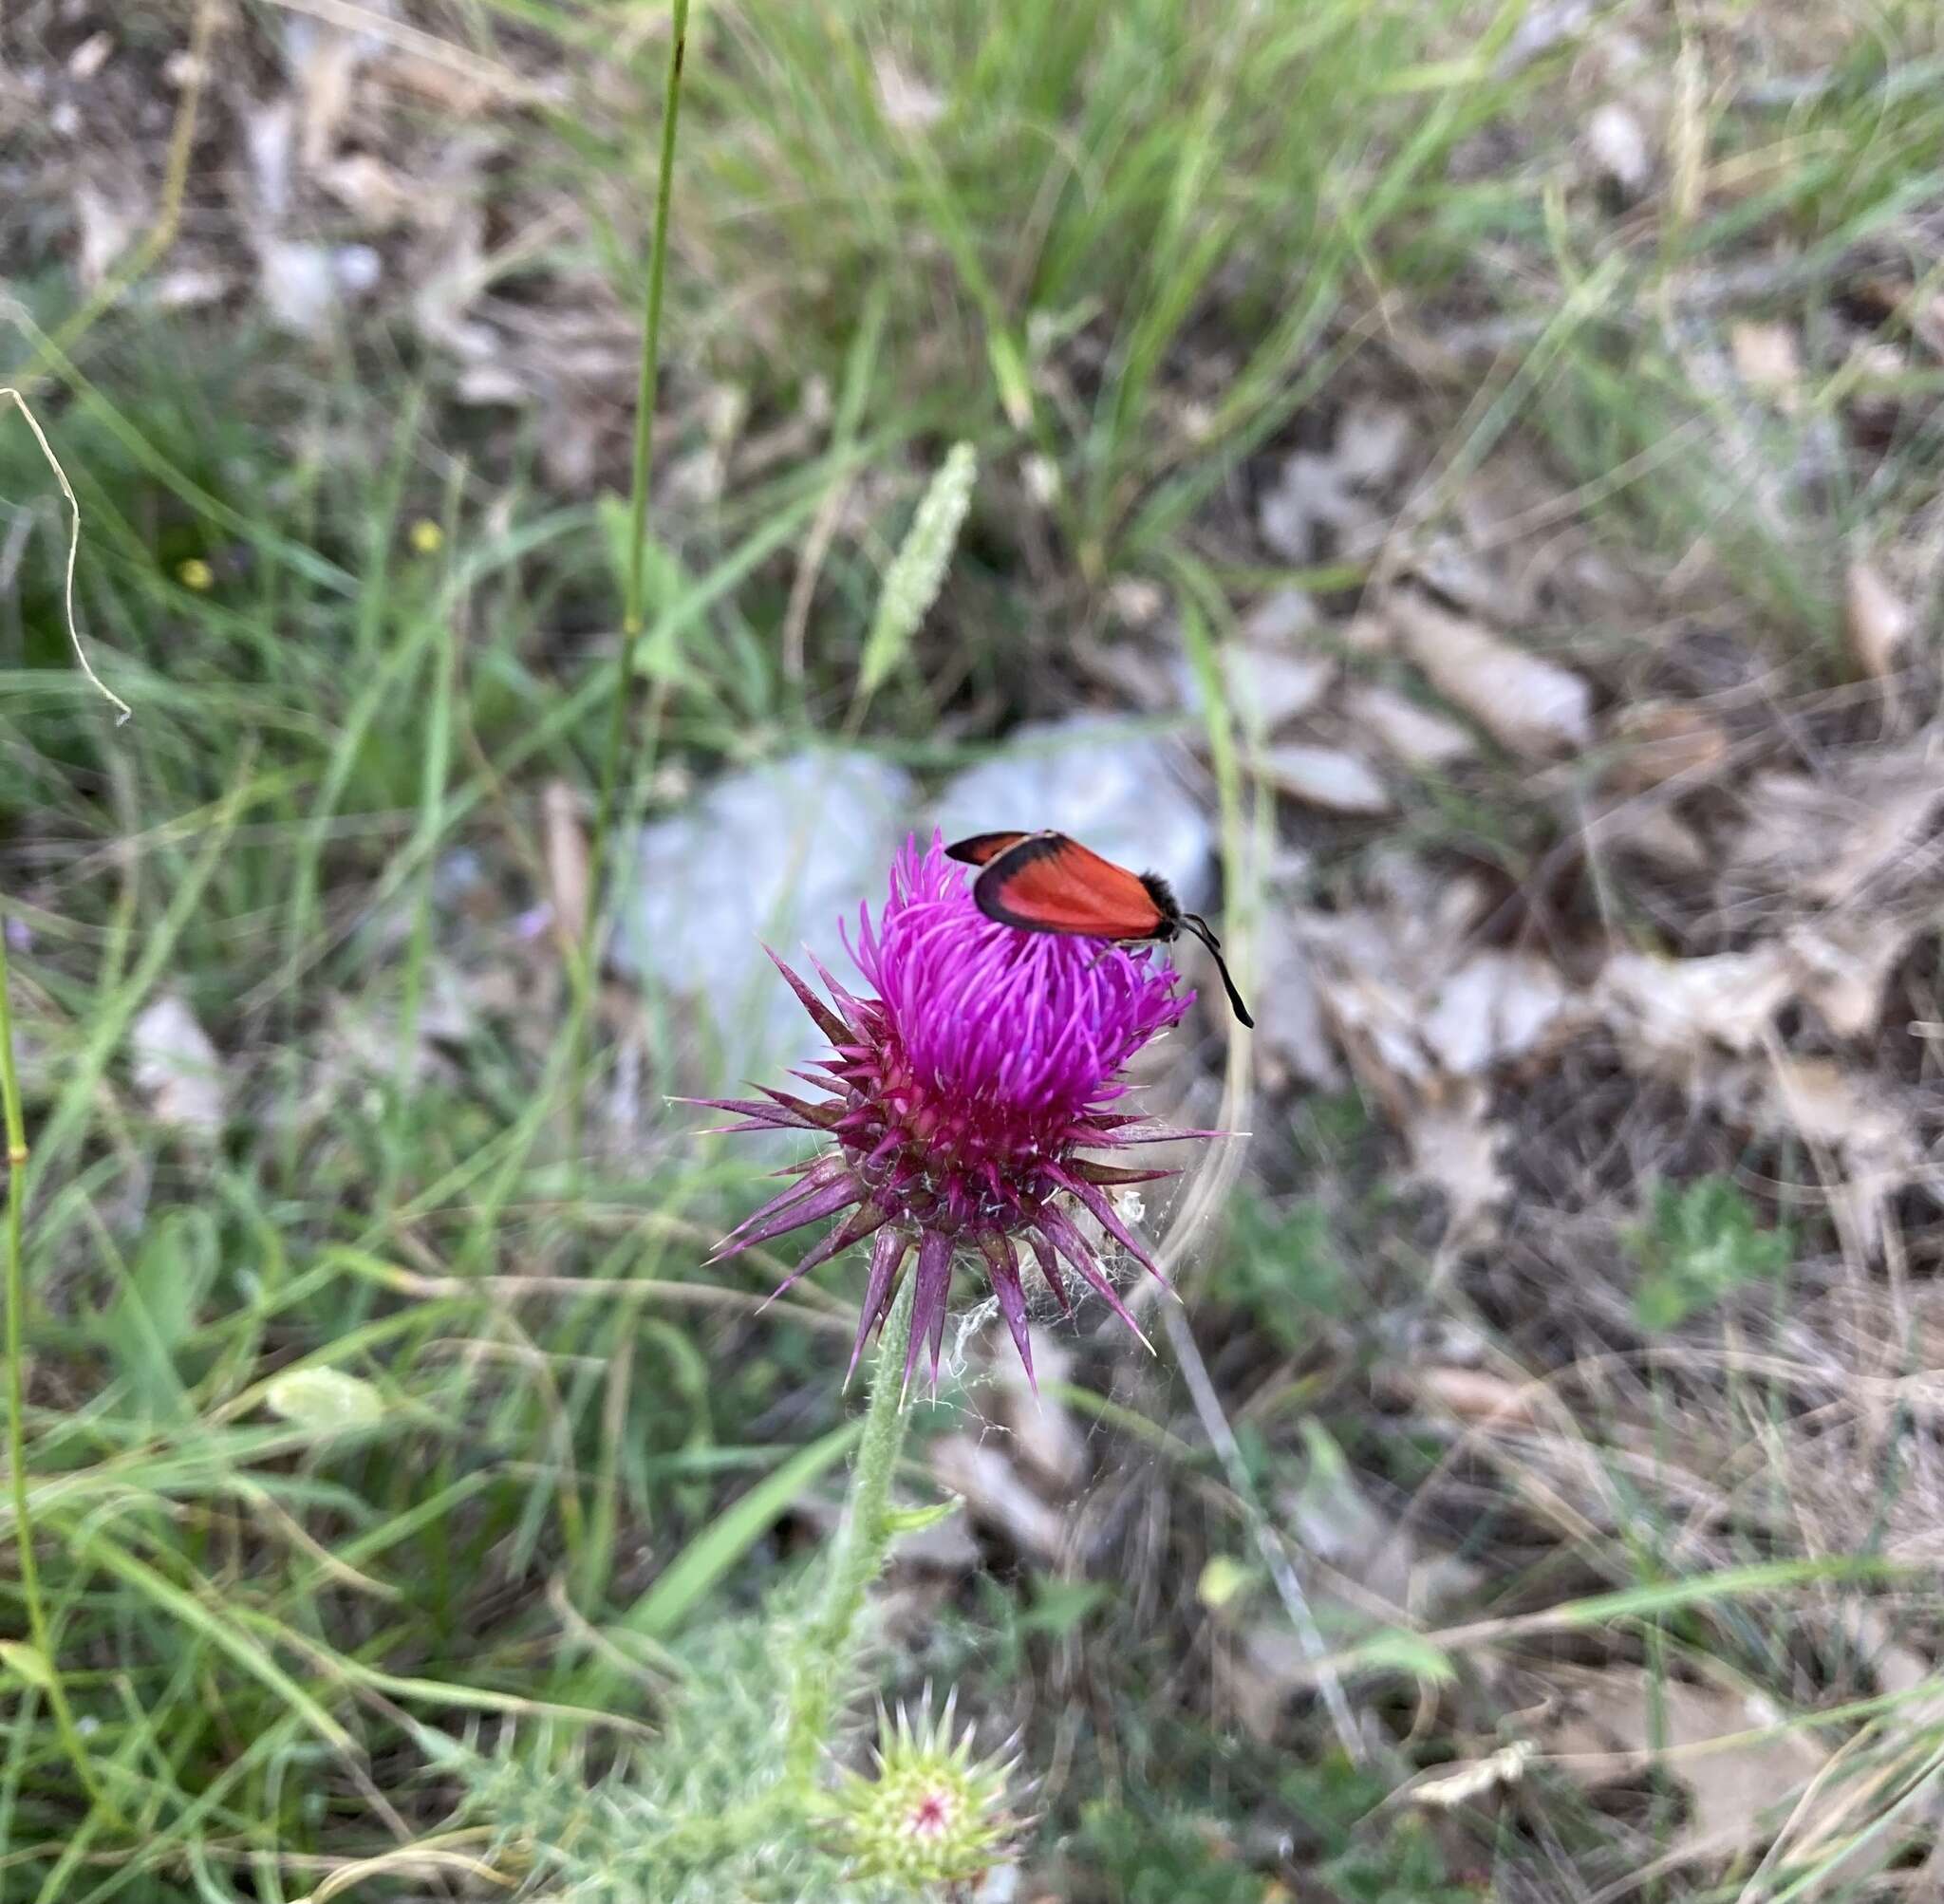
left=697, top=832, right=1203, bottom=1390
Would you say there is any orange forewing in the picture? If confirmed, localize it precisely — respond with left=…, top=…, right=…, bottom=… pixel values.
left=972, top=833, right=1166, bottom=940
left=944, top=831, right=1031, bottom=868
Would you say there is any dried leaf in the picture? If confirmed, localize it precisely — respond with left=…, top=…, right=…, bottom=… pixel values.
left=930, top=1435, right=1066, bottom=1561
left=319, top=153, right=418, bottom=228
left=1729, top=749, right=1944, bottom=905
left=1259, top=451, right=1382, bottom=563
left=1284, top=1419, right=1416, bottom=1607
left=1784, top=917, right=1906, bottom=1039
left=1219, top=644, right=1335, bottom=735
left=290, top=21, right=367, bottom=170
left=1540, top=1667, right=1828, bottom=1860
left=1599, top=803, right=1710, bottom=871
left=1332, top=401, right=1413, bottom=487
left=266, top=1366, right=385, bottom=1436
left=1344, top=683, right=1475, bottom=770
left=1420, top=950, right=1579, bottom=1078
left=72, top=182, right=144, bottom=288
left=1605, top=700, right=1729, bottom=793
left=131, top=995, right=225, bottom=1139
left=1254, top=742, right=1392, bottom=814
left=1409, top=1742, right=1534, bottom=1808
left=988, top=1330, right=1088, bottom=1494
left=67, top=31, right=113, bottom=80
left=1730, top=320, right=1804, bottom=414
left=1411, top=1365, right=1540, bottom=1428
left=542, top=778, right=589, bottom=950
left=1406, top=1082, right=1508, bottom=1236
left=1241, top=587, right=1318, bottom=645
left=1757, top=1055, right=1919, bottom=1255
left=1387, top=592, right=1593, bottom=757
left=1251, top=910, right=1345, bottom=1091
left=1598, top=947, right=1794, bottom=1070
left=1844, top=559, right=1912, bottom=682
left=255, top=238, right=347, bottom=337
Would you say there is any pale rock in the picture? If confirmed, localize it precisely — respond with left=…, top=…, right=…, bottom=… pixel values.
left=1241, top=587, right=1319, bottom=644
left=1729, top=320, right=1804, bottom=413
left=932, top=716, right=1213, bottom=912
left=131, top=995, right=225, bottom=1140
left=1586, top=102, right=1652, bottom=196
left=617, top=750, right=919, bottom=1082
left=1331, top=401, right=1413, bottom=486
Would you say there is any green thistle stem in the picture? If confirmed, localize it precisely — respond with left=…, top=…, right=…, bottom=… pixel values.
left=785, top=1271, right=918, bottom=1791
left=0, top=924, right=119, bottom=1823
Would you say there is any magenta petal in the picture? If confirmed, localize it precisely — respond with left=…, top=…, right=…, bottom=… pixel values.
left=710, top=1171, right=864, bottom=1263
left=979, top=1234, right=1035, bottom=1391
left=848, top=1227, right=910, bottom=1384
left=905, top=1230, right=954, bottom=1396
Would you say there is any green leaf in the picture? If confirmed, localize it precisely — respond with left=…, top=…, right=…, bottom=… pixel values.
left=884, top=1496, right=962, bottom=1536
left=264, top=1366, right=385, bottom=1436
left=1628, top=1176, right=1793, bottom=1333
left=0, top=1642, right=54, bottom=1691
left=97, top=1207, right=218, bottom=1426
left=1195, top=1554, right=1255, bottom=1612
left=618, top=1419, right=865, bottom=1642
left=70, top=1527, right=352, bottom=1751
left=1346, top=1630, right=1457, bottom=1686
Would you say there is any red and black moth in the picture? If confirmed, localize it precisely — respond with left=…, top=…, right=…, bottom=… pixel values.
left=945, top=830, right=1254, bottom=1028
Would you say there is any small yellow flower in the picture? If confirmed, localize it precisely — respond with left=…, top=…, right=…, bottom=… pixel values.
left=177, top=557, right=215, bottom=591
left=408, top=519, right=444, bottom=555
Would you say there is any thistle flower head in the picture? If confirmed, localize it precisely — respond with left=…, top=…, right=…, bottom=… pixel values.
left=827, top=1689, right=1020, bottom=1889
left=699, top=832, right=1200, bottom=1387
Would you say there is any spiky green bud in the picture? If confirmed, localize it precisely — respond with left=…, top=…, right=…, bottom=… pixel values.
left=826, top=1689, right=1019, bottom=1889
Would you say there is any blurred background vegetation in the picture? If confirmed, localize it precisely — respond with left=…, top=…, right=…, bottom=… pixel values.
left=3, top=0, right=1944, bottom=1895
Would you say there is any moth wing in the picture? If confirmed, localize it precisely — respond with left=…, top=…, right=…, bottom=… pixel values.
left=944, top=831, right=1034, bottom=868
left=974, top=833, right=1164, bottom=939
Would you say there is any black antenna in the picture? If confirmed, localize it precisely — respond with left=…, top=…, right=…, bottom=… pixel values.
left=1180, top=914, right=1254, bottom=1029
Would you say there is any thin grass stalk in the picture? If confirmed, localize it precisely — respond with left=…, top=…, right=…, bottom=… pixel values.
left=784, top=1272, right=919, bottom=1791
left=569, top=0, right=691, bottom=1154
left=0, top=924, right=119, bottom=1823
